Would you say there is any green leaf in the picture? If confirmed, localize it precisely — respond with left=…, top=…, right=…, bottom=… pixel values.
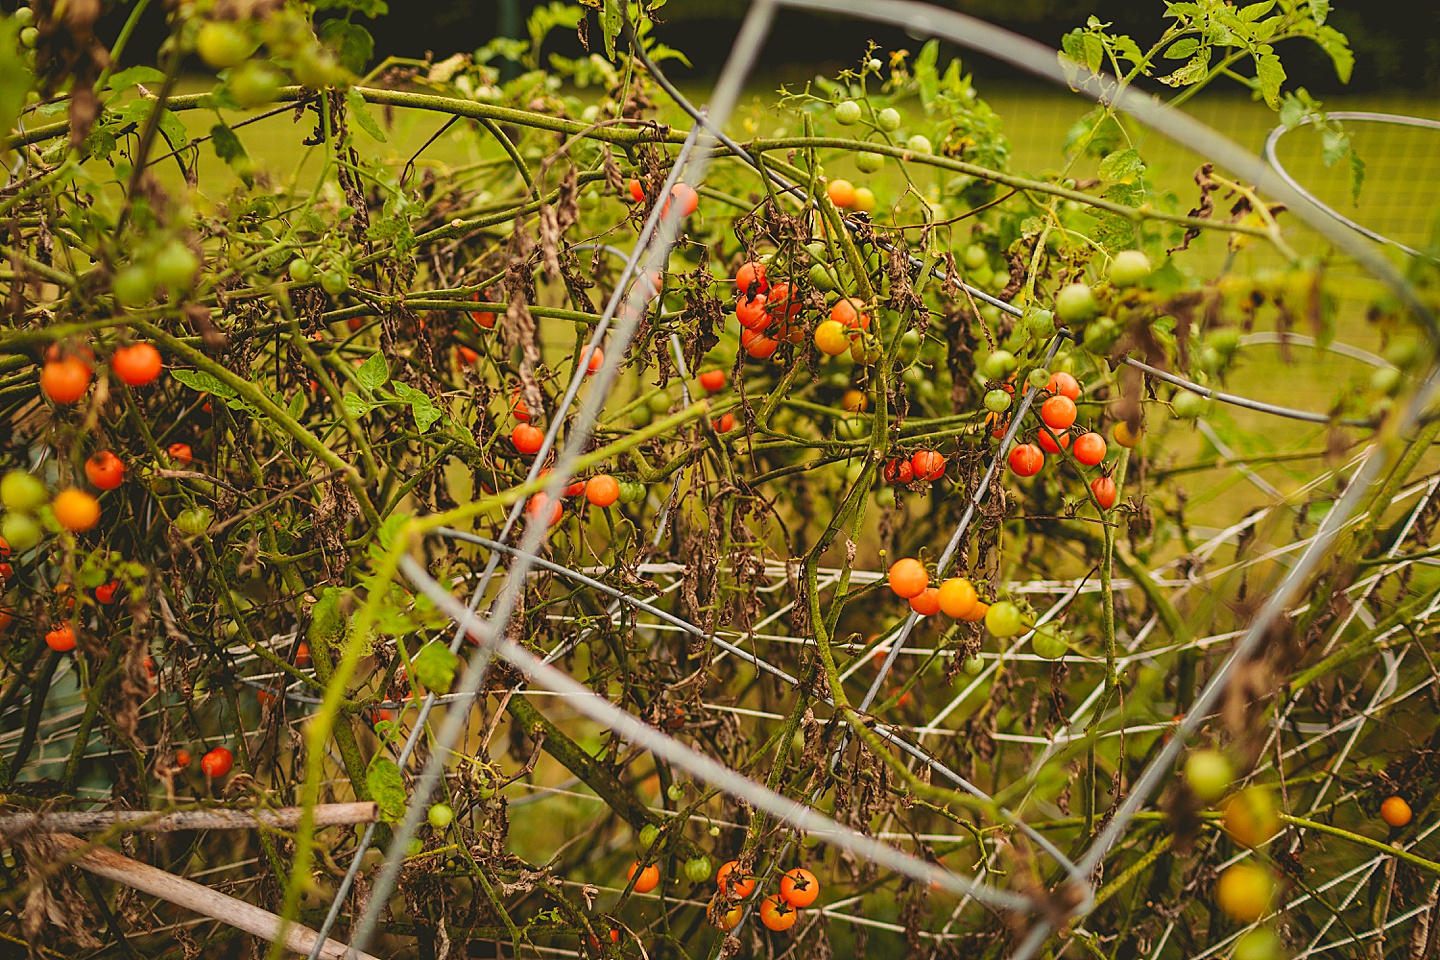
left=915, top=39, right=940, bottom=107
left=170, top=368, right=238, bottom=399
left=210, top=123, right=252, bottom=184
left=600, top=0, right=623, bottom=62
left=1158, top=53, right=1210, bottom=87
left=346, top=87, right=386, bottom=142
left=156, top=109, right=190, bottom=152
left=287, top=391, right=306, bottom=421
left=1321, top=128, right=1349, bottom=167
left=1278, top=94, right=1308, bottom=131
left=1310, top=0, right=1331, bottom=26
left=410, top=393, right=441, bottom=432
left=366, top=755, right=407, bottom=821
left=1238, top=1, right=1275, bottom=22
left=356, top=352, right=388, bottom=391
left=343, top=392, right=374, bottom=418
left=412, top=640, right=459, bottom=693
left=1349, top=148, right=1366, bottom=205
left=1315, top=25, right=1352, bottom=83
left=0, top=20, right=30, bottom=144
left=1255, top=52, right=1286, bottom=108
left=1164, top=38, right=1199, bottom=60
left=104, top=65, right=166, bottom=94
left=320, top=19, right=374, bottom=75
left=1099, top=148, right=1146, bottom=182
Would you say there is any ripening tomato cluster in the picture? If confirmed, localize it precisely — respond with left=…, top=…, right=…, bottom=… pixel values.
left=885, top=558, right=1069, bottom=658
left=712, top=862, right=820, bottom=933
left=998, top=371, right=1121, bottom=510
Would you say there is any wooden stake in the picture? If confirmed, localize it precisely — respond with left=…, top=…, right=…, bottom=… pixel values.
left=50, top=833, right=381, bottom=960
left=0, top=801, right=377, bottom=837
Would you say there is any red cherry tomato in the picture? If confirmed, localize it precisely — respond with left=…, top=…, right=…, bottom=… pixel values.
left=1038, top=430, right=1069, bottom=454
left=1047, top=371, right=1081, bottom=400
left=469, top=292, right=497, bottom=329
left=1091, top=475, right=1117, bottom=509
left=45, top=624, right=76, bottom=652
left=735, top=261, right=768, bottom=298
left=167, top=442, right=194, bottom=465
left=627, top=179, right=645, bottom=203
left=111, top=343, right=163, bottom=386
left=512, top=424, right=545, bottom=455
left=765, top=283, right=802, bottom=323
left=584, top=346, right=604, bottom=375
left=717, top=412, right=736, bottom=433
left=741, top=328, right=779, bottom=359
left=527, top=492, right=564, bottom=527
left=717, top=860, right=756, bottom=899
left=40, top=356, right=93, bottom=403
left=201, top=746, right=233, bottom=778
left=85, top=451, right=125, bottom=490
left=829, top=297, right=870, bottom=330
left=1008, top=443, right=1044, bottom=477
left=884, top=457, right=914, bottom=484
left=909, top=587, right=941, bottom=617
left=1073, top=432, right=1107, bottom=466
left=910, top=450, right=946, bottom=481
left=698, top=369, right=727, bottom=393
left=662, top=183, right=699, bottom=218
left=759, top=895, right=798, bottom=931
left=95, top=580, right=121, bottom=604
left=779, top=868, right=820, bottom=908
left=1040, top=395, right=1077, bottom=432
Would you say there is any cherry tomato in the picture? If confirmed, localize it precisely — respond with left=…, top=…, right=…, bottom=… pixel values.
left=1047, top=371, right=1080, bottom=400
left=95, top=580, right=121, bottom=604
left=779, top=867, right=819, bottom=908
left=628, top=860, right=662, bottom=894
left=1113, top=420, right=1142, bottom=448
left=1038, top=430, right=1069, bottom=455
left=813, top=320, right=850, bottom=356
left=584, top=346, right=604, bottom=375
left=884, top=458, right=914, bottom=485
left=85, top=451, right=125, bottom=490
left=427, top=802, right=454, bottom=828
left=887, top=558, right=928, bottom=599
left=167, top=442, right=194, bottom=465
left=1214, top=863, right=1276, bottom=923
left=201, top=746, right=233, bottom=778
left=1040, top=395, right=1077, bottom=432
left=827, top=179, right=857, bottom=209
left=1008, top=443, right=1044, bottom=478
left=527, top=493, right=564, bottom=527
left=296, top=641, right=312, bottom=667
left=759, top=895, right=797, bottom=931
left=511, top=391, right=532, bottom=422
left=457, top=345, right=481, bottom=366
left=45, top=623, right=76, bottom=652
left=586, top=475, right=620, bottom=508
left=910, top=450, right=945, bottom=482
left=627, top=179, right=645, bottom=203
left=741, top=328, right=778, bottom=360
left=698, top=370, right=727, bottom=393
left=910, top=587, right=940, bottom=616
left=1073, top=432, right=1107, bottom=466
left=735, top=261, right=768, bottom=298
left=717, top=860, right=755, bottom=899
left=1381, top=796, right=1412, bottom=828
left=53, top=488, right=100, bottom=532
left=111, top=343, right=163, bottom=387
left=1092, top=476, right=1117, bottom=509
left=829, top=297, right=870, bottom=330
left=685, top=855, right=712, bottom=883
left=736, top=292, right=770, bottom=328
left=937, top=578, right=978, bottom=619
left=512, top=424, right=545, bottom=455
left=174, top=748, right=191, bottom=768
left=663, top=183, right=699, bottom=219
left=1184, top=749, right=1234, bottom=802
left=985, top=601, right=1024, bottom=638
left=715, top=905, right=743, bottom=931
left=716, top=412, right=736, bottom=433
left=40, top=356, right=93, bottom=403
left=766, top=283, right=802, bottom=323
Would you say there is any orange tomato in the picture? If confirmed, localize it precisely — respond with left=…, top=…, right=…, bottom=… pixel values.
left=40, top=356, right=92, bottom=403
left=111, top=343, right=163, bottom=386
left=887, top=558, right=928, bottom=599
left=717, top=860, right=755, bottom=899
left=53, top=489, right=101, bottom=532
left=779, top=868, right=820, bottom=908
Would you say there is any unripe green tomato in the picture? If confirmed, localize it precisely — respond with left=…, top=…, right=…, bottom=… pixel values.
left=984, top=350, right=1017, bottom=379
left=1, top=512, right=41, bottom=551
left=906, top=135, right=932, bottom=154
left=984, top=388, right=1012, bottom=413
left=708, top=824, right=721, bottom=837
left=1031, top=627, right=1067, bottom=660
left=1184, top=749, right=1234, bottom=803
left=648, top=392, right=672, bottom=414
left=666, top=783, right=684, bottom=802
left=19, top=25, right=36, bottom=48
left=195, top=21, right=256, bottom=70
left=1209, top=327, right=1241, bottom=356
left=962, top=244, right=988, bottom=270
left=1, top=470, right=47, bottom=513
left=320, top=271, right=348, bottom=296
left=1172, top=389, right=1206, bottom=419
left=1026, top=308, right=1056, bottom=338
left=835, top=416, right=869, bottom=441
left=876, top=107, right=901, bottom=131
left=113, top=264, right=157, bottom=307
left=1199, top=346, right=1226, bottom=373
left=849, top=335, right=881, bottom=366
left=1385, top=338, right=1422, bottom=371
left=406, top=838, right=424, bottom=857
left=684, top=856, right=712, bottom=883
left=1108, top=250, right=1152, bottom=288
left=639, top=824, right=660, bottom=848
left=427, top=802, right=454, bottom=829
left=1233, top=928, right=1282, bottom=960
left=1055, top=283, right=1098, bottom=323
left=901, top=366, right=923, bottom=387
left=476, top=780, right=495, bottom=799
left=985, top=601, right=1024, bottom=638
left=980, top=304, right=1000, bottom=324
left=174, top=506, right=214, bottom=537
left=856, top=151, right=884, bottom=174
left=914, top=379, right=936, bottom=400
left=619, top=481, right=647, bottom=504
left=1083, top=318, right=1119, bottom=353
left=337, top=205, right=356, bottom=221
left=874, top=485, right=897, bottom=507
left=291, top=46, right=343, bottom=89
left=961, top=654, right=985, bottom=677
left=1027, top=368, right=1050, bottom=390
left=629, top=405, right=653, bottom=428
left=227, top=59, right=284, bottom=108
left=289, top=259, right=315, bottom=284
left=14, top=7, right=33, bottom=27
left=154, top=241, right=199, bottom=291
left=899, top=329, right=921, bottom=354
left=834, top=100, right=862, bottom=125
left=809, top=262, right=837, bottom=292
left=967, top=265, right=993, bottom=290
left=1371, top=366, right=1402, bottom=396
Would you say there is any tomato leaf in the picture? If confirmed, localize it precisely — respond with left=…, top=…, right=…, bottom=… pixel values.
left=366, top=755, right=407, bottom=820
left=1164, top=38, right=1198, bottom=60
left=346, top=87, right=386, bottom=142
left=170, top=369, right=238, bottom=399
left=412, top=640, right=459, bottom=693
left=357, top=353, right=388, bottom=392
left=1255, top=51, right=1286, bottom=109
